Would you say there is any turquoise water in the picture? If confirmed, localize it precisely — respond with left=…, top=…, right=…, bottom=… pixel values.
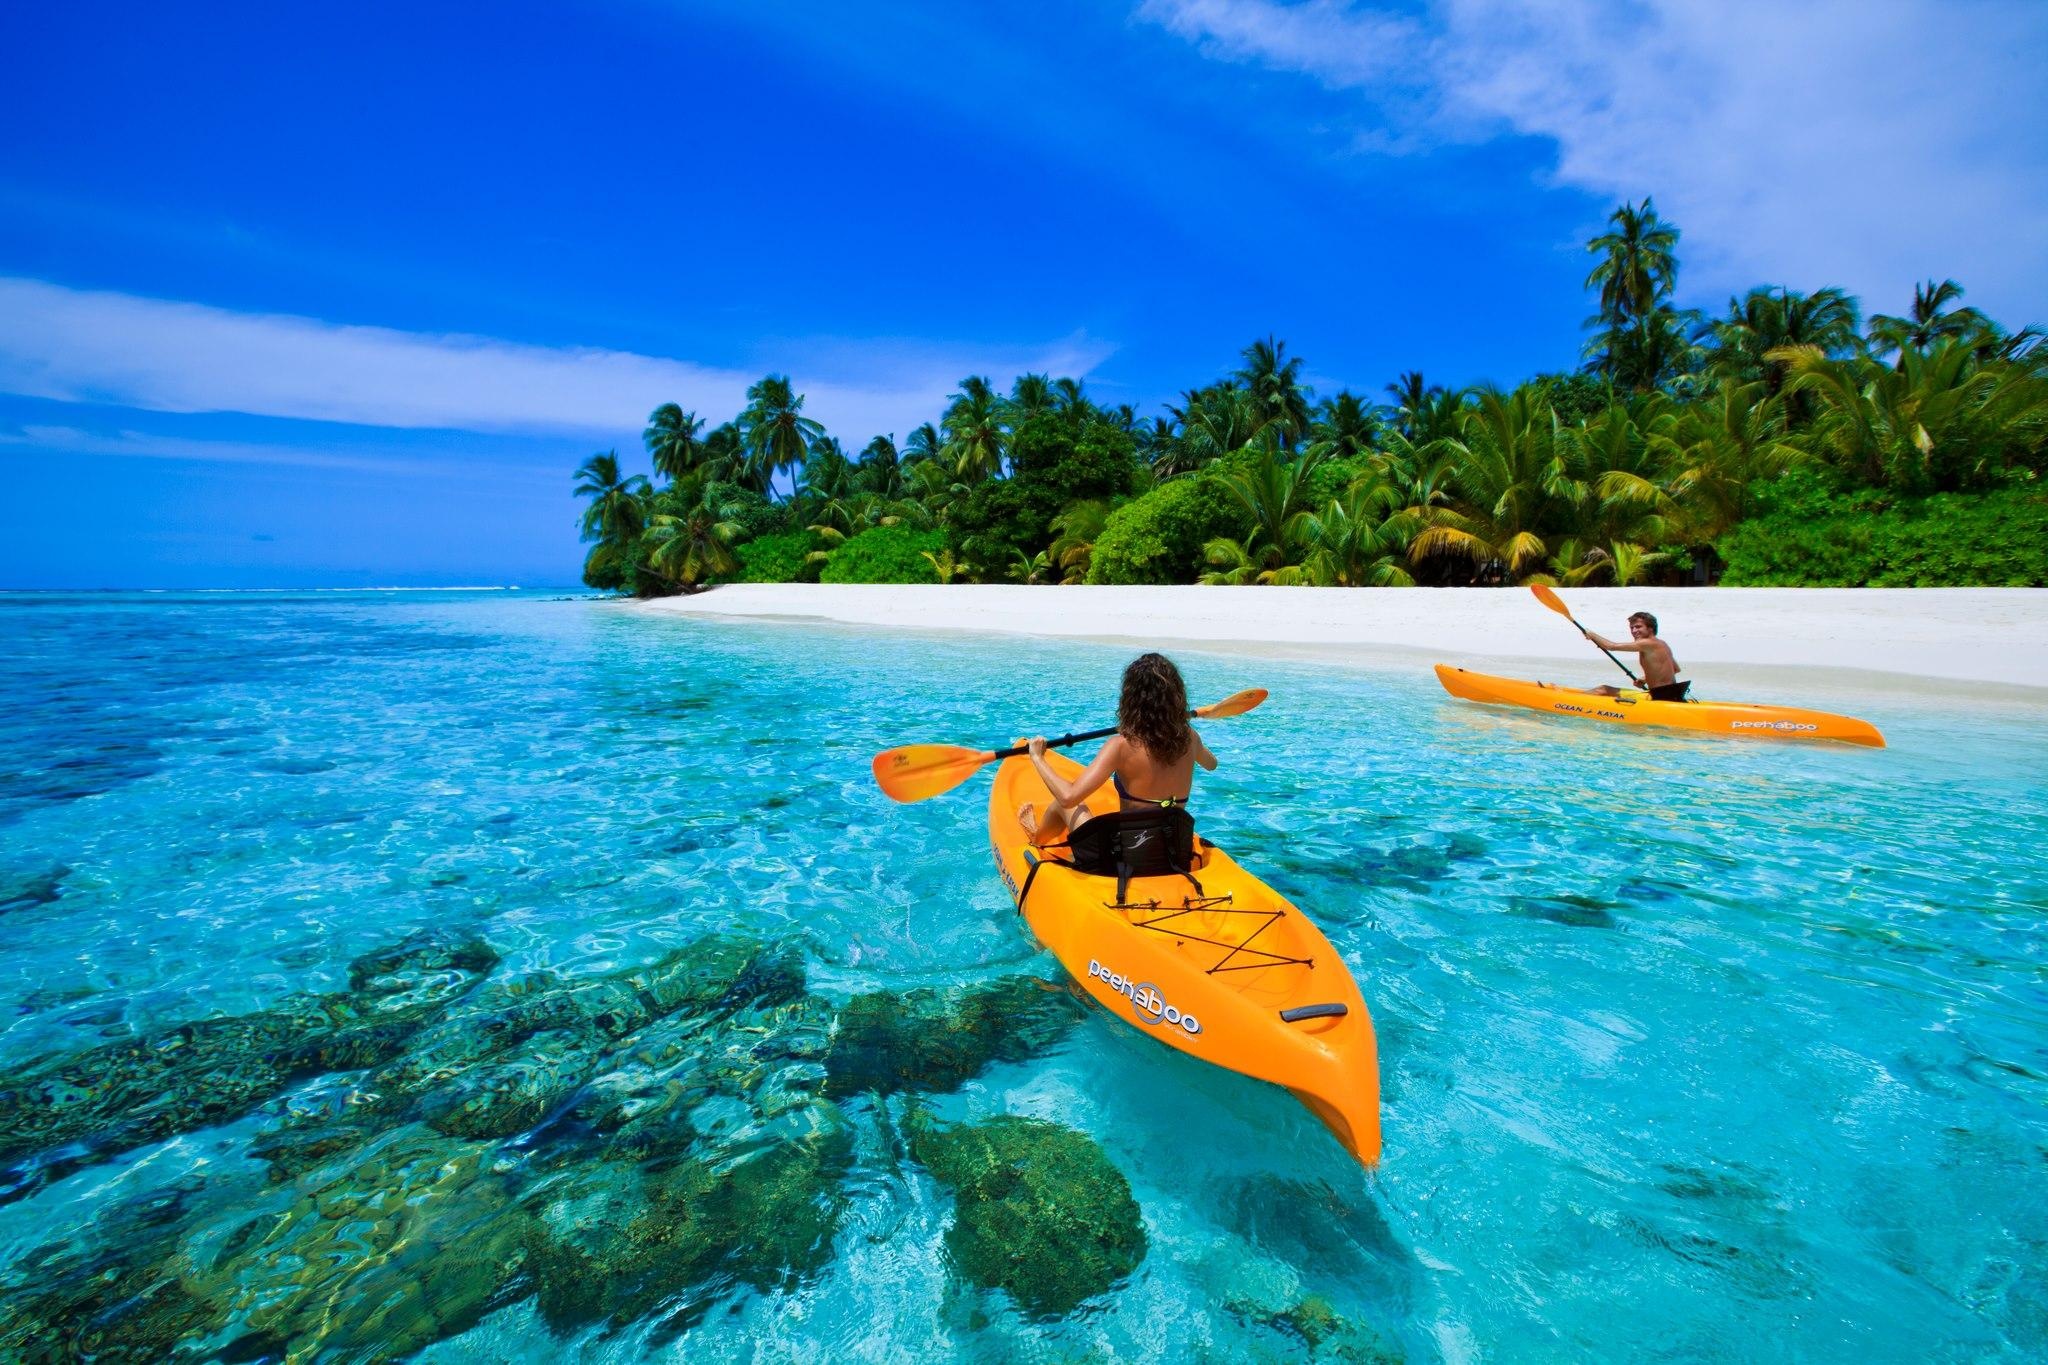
left=2, top=590, right=2045, bottom=1362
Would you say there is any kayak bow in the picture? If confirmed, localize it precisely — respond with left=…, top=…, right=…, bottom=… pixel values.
left=989, top=749, right=1382, bottom=1166
left=1435, top=665, right=1886, bottom=747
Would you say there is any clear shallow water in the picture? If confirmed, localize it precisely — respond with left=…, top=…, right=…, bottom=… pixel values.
left=1, top=590, right=2044, bottom=1362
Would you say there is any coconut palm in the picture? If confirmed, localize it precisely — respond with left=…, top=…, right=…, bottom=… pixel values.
left=643, top=404, right=705, bottom=483
left=1052, top=376, right=1092, bottom=418
left=942, top=376, right=1006, bottom=482
left=1867, top=279, right=1987, bottom=362
left=1307, top=391, right=1380, bottom=462
left=1198, top=445, right=1330, bottom=584
left=1047, top=499, right=1111, bottom=584
left=1409, top=387, right=1559, bottom=583
left=1006, top=374, right=1056, bottom=428
left=739, top=374, right=825, bottom=498
left=921, top=547, right=969, bottom=583
left=857, top=434, right=905, bottom=500
left=645, top=474, right=743, bottom=592
left=1298, top=476, right=1415, bottom=586
left=1703, top=287, right=1862, bottom=397
left=1585, top=198, right=1680, bottom=327
left=574, top=451, right=649, bottom=543
left=1235, top=336, right=1311, bottom=448
left=1778, top=341, right=2048, bottom=492
left=1647, top=380, right=1800, bottom=539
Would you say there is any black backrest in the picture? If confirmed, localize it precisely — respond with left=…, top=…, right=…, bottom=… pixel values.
left=1065, top=807, right=1196, bottom=881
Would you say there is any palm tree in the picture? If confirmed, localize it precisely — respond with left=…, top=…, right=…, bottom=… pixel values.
left=1777, top=341, right=2048, bottom=492
left=1307, top=391, right=1380, bottom=462
left=739, top=374, right=825, bottom=498
left=1586, top=304, right=1703, bottom=394
left=1298, top=476, right=1415, bottom=586
left=1006, top=374, right=1056, bottom=428
left=921, top=547, right=969, bottom=583
left=904, top=422, right=944, bottom=468
left=1235, top=336, right=1311, bottom=448
left=1647, top=380, right=1799, bottom=539
left=1052, top=376, right=1092, bottom=417
left=642, top=404, right=705, bottom=483
left=857, top=434, right=905, bottom=500
left=645, top=473, right=743, bottom=592
left=1047, top=500, right=1111, bottom=584
left=942, top=376, right=1006, bottom=482
left=1867, top=279, right=1989, bottom=364
left=574, top=450, right=649, bottom=543
left=1199, top=446, right=1329, bottom=583
left=1585, top=199, right=1680, bottom=327
left=1703, top=287, right=1862, bottom=398
left=1409, top=387, right=1558, bottom=583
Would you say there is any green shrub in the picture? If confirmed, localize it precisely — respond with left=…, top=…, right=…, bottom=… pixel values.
left=1717, top=477, right=2048, bottom=586
left=733, top=530, right=825, bottom=583
left=819, top=525, right=946, bottom=583
left=1087, top=474, right=1245, bottom=584
left=951, top=417, right=1142, bottom=571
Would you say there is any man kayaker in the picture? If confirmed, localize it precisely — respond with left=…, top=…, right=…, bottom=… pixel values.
left=1586, top=611, right=1689, bottom=701
left=1019, top=652, right=1217, bottom=844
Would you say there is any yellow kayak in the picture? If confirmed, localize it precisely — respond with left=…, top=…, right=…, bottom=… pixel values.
left=1436, top=665, right=1886, bottom=747
left=988, top=749, right=1381, bottom=1166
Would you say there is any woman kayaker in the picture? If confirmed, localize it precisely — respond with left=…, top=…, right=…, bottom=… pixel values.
left=1018, top=652, right=1217, bottom=844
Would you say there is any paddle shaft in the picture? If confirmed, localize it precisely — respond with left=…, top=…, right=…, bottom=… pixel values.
left=990, top=699, right=1224, bottom=761
left=1572, top=619, right=1641, bottom=684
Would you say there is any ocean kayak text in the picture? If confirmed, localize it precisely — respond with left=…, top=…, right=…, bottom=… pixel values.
left=1087, top=959, right=1202, bottom=1036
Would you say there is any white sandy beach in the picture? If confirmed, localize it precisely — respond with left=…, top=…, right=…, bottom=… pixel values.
left=638, top=586, right=2048, bottom=697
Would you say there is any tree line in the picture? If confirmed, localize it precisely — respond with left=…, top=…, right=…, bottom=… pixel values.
left=576, top=200, right=2048, bottom=593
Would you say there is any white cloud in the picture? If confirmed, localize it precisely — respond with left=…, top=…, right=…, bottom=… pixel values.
left=0, top=277, right=1115, bottom=443
left=1138, top=0, right=2048, bottom=322
left=0, top=424, right=495, bottom=477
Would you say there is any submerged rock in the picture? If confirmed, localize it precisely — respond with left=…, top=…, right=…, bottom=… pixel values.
left=0, top=933, right=499, bottom=1204
left=0, top=1176, right=239, bottom=1361
left=0, top=861, right=70, bottom=915
left=256, top=934, right=810, bottom=1178
left=177, top=1128, right=537, bottom=1361
left=1225, top=1293, right=1407, bottom=1363
left=825, top=974, right=1082, bottom=1097
left=527, top=1105, right=854, bottom=1335
left=909, top=1113, right=1147, bottom=1319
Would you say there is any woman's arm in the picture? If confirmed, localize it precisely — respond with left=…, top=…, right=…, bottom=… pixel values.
left=1191, top=728, right=1218, bottom=772
left=1029, top=734, right=1122, bottom=808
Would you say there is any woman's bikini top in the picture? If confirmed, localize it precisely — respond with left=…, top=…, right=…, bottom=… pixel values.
left=1113, top=770, right=1191, bottom=810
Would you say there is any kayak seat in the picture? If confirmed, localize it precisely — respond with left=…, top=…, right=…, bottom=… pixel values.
left=1280, top=1002, right=1348, bottom=1023
left=1046, top=806, right=1200, bottom=906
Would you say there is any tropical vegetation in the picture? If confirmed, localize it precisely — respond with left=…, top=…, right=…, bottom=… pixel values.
left=577, top=201, right=2047, bottom=592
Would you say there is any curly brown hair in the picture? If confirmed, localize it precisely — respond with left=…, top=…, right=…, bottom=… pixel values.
left=1118, top=653, right=1191, bottom=762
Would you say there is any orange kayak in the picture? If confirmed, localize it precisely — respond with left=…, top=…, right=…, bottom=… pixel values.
left=1435, top=665, right=1886, bottom=747
left=988, top=749, right=1381, bottom=1166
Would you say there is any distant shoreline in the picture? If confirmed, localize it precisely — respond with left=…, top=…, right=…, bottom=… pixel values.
left=636, top=584, right=2048, bottom=697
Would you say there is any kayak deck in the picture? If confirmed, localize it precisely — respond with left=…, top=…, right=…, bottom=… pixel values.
left=989, top=749, right=1381, bottom=1165
left=1436, top=665, right=1886, bottom=747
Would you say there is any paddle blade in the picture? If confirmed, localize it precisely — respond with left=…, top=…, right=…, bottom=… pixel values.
left=1194, top=687, right=1269, bottom=719
left=1530, top=584, right=1572, bottom=618
left=871, top=744, right=995, bottom=804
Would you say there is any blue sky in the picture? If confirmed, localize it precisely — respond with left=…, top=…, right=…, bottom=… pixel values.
left=4, top=0, right=2044, bottom=588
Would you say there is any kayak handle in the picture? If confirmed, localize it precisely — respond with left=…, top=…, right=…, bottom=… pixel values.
left=1280, top=1002, right=1349, bottom=1023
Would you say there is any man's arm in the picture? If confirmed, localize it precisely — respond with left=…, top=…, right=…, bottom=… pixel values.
left=1587, top=633, right=1646, bottom=653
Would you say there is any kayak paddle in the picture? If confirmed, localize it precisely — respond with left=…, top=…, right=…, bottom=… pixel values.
left=871, top=688, right=1268, bottom=804
left=1530, top=584, right=1639, bottom=685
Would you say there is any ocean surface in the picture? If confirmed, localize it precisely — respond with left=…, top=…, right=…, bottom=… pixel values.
left=1, top=589, right=2045, bottom=1363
